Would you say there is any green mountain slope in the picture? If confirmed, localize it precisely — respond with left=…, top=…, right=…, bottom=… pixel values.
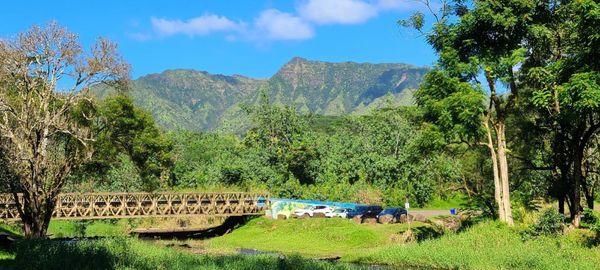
left=95, top=57, right=427, bottom=131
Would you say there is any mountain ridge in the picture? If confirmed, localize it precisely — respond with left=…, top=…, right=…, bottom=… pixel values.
left=94, top=57, right=429, bottom=132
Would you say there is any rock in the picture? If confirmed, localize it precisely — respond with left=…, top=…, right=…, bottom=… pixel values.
left=277, top=214, right=288, bottom=220
left=428, top=216, right=462, bottom=232
left=362, top=218, right=377, bottom=224
left=441, top=217, right=462, bottom=232
left=378, top=215, right=394, bottom=224
left=409, top=214, right=427, bottom=222
left=399, top=214, right=409, bottom=223
left=297, top=213, right=310, bottom=219
left=313, top=212, right=326, bottom=218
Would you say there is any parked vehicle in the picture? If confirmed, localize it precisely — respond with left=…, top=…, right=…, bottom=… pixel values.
left=346, top=205, right=382, bottom=219
left=325, top=208, right=351, bottom=218
left=376, top=208, right=408, bottom=224
left=293, top=205, right=332, bottom=218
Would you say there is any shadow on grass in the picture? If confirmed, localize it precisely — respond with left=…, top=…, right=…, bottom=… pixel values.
left=411, top=226, right=443, bottom=242
left=12, top=239, right=115, bottom=270
left=136, top=215, right=254, bottom=240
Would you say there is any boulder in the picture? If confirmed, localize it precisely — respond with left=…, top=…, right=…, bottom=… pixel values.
left=313, top=212, right=327, bottom=218
left=412, top=214, right=427, bottom=222
left=378, top=215, right=395, bottom=224
left=399, top=214, right=409, bottom=223
left=362, top=218, right=377, bottom=224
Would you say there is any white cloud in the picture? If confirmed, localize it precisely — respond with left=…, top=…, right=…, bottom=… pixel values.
left=298, top=0, right=378, bottom=25
left=254, top=9, right=314, bottom=40
left=151, top=14, right=242, bottom=37
left=140, top=0, right=422, bottom=42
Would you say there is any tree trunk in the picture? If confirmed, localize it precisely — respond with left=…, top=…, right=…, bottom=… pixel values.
left=571, top=149, right=584, bottom=227
left=19, top=192, right=54, bottom=238
left=581, top=176, right=595, bottom=210
left=484, top=120, right=505, bottom=221
left=558, top=196, right=565, bottom=215
left=557, top=165, right=570, bottom=215
left=583, top=150, right=595, bottom=210
left=496, top=121, right=514, bottom=225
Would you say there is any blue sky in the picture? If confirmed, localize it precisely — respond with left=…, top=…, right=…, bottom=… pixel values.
left=0, top=0, right=436, bottom=79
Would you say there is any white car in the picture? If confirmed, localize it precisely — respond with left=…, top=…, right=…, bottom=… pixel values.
left=294, top=205, right=332, bottom=218
left=325, top=208, right=350, bottom=218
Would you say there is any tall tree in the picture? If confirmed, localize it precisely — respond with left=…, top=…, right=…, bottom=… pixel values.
left=525, top=0, right=600, bottom=225
left=0, top=22, right=129, bottom=237
left=85, top=94, right=173, bottom=191
left=403, top=0, right=544, bottom=224
left=244, top=92, right=315, bottom=185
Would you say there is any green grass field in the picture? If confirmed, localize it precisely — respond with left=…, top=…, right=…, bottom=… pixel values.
left=199, top=216, right=600, bottom=269
left=204, top=217, right=429, bottom=257
left=3, top=213, right=600, bottom=269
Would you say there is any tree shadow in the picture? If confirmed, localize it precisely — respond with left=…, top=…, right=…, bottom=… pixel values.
left=135, top=215, right=253, bottom=240
left=11, top=239, right=116, bottom=270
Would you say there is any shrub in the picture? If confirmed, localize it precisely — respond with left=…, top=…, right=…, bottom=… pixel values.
left=74, top=221, right=90, bottom=237
left=526, top=208, right=565, bottom=238
left=581, top=208, right=600, bottom=232
left=13, top=238, right=117, bottom=270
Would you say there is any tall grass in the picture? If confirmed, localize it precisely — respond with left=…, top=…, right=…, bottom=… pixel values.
left=348, top=220, right=600, bottom=269
left=7, top=238, right=367, bottom=270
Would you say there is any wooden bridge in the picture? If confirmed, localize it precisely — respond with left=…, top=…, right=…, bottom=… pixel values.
left=0, top=192, right=269, bottom=221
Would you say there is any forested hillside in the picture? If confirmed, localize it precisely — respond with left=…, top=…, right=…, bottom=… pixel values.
left=93, top=57, right=427, bottom=131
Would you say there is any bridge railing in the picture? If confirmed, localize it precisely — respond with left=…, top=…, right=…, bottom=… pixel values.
left=0, top=192, right=270, bottom=221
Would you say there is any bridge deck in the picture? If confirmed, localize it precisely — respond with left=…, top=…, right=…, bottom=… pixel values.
left=0, top=192, right=269, bottom=221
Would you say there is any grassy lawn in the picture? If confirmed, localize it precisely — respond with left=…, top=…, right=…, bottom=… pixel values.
left=347, top=220, right=600, bottom=270
left=204, top=217, right=428, bottom=257
left=416, top=194, right=466, bottom=210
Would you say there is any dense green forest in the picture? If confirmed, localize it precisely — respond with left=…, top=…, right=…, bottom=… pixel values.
left=69, top=91, right=546, bottom=215
left=70, top=93, right=462, bottom=208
